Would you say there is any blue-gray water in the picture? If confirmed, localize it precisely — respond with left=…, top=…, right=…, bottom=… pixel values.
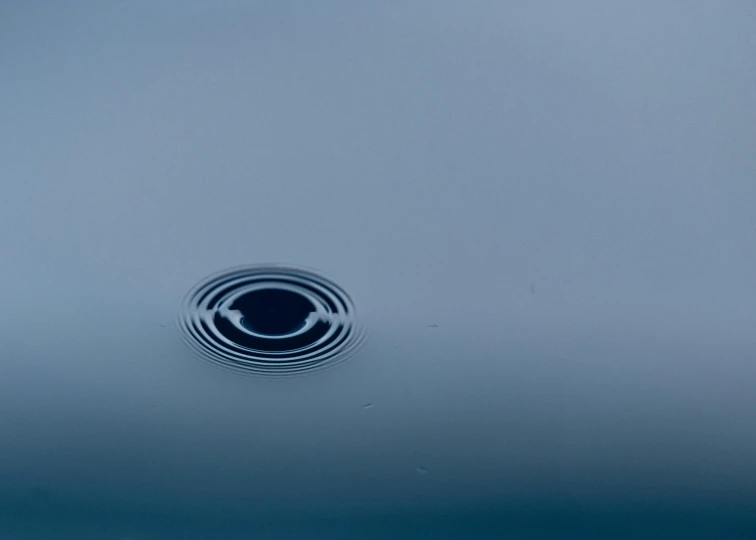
left=2, top=490, right=756, bottom=538
left=2, top=1, right=756, bottom=537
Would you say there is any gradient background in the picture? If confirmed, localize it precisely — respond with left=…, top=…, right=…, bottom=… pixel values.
left=1, top=1, right=756, bottom=537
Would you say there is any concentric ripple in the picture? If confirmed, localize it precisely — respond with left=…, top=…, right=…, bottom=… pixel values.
left=178, top=265, right=365, bottom=376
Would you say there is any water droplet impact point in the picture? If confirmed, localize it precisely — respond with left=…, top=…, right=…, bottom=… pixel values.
left=178, top=265, right=365, bottom=376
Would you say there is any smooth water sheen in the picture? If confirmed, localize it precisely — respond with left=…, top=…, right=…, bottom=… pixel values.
left=2, top=1, right=756, bottom=537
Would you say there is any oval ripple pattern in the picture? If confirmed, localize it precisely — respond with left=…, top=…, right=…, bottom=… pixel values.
left=178, top=265, right=365, bottom=375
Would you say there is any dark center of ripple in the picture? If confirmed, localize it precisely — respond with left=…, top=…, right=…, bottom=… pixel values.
left=233, top=288, right=314, bottom=336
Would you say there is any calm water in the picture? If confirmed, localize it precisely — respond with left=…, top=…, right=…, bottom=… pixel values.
left=2, top=1, right=756, bottom=537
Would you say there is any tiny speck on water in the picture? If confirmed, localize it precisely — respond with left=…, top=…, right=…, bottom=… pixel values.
left=416, top=467, right=428, bottom=475
left=427, top=324, right=439, bottom=328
